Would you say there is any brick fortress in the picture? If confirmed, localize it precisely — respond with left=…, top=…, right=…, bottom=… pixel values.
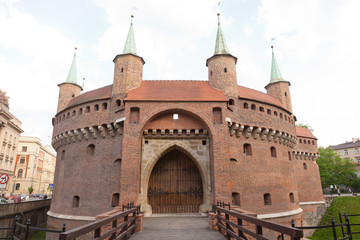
left=48, top=14, right=325, bottom=230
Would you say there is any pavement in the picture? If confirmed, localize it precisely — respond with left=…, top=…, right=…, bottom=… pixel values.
left=131, top=215, right=225, bottom=240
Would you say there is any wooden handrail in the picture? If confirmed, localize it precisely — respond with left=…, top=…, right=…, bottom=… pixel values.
left=59, top=207, right=137, bottom=240
left=216, top=206, right=303, bottom=240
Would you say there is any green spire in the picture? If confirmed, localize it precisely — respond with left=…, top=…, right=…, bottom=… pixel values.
left=269, top=46, right=284, bottom=83
left=214, top=13, right=229, bottom=55
left=65, top=48, right=78, bottom=84
left=123, top=15, right=137, bottom=55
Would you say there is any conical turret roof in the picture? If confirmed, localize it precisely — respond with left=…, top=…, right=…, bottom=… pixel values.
left=65, top=48, right=78, bottom=84
left=123, top=15, right=137, bottom=55
left=214, top=13, right=229, bottom=55
left=269, top=46, right=285, bottom=84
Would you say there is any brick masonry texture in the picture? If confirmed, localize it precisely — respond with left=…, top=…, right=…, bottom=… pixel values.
left=48, top=52, right=324, bottom=231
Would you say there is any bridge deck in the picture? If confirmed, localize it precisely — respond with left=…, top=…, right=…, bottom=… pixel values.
left=131, top=215, right=224, bottom=240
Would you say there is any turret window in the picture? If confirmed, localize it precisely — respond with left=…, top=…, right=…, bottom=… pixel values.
left=210, top=71, right=213, bottom=76
left=274, top=111, right=278, bottom=116
left=270, top=147, right=277, bottom=158
left=224, top=68, right=227, bottom=73
left=259, top=107, right=264, bottom=112
left=251, top=104, right=256, bottom=110
left=303, top=163, right=307, bottom=170
left=280, top=113, right=283, bottom=119
left=285, top=92, right=287, bottom=97
left=73, top=196, right=80, bottom=208
left=243, top=143, right=252, bottom=156
left=85, top=106, right=90, bottom=113
left=289, top=193, right=294, bottom=203
left=284, top=115, right=287, bottom=121
left=232, top=192, right=240, bottom=206
left=121, top=67, right=124, bottom=72
left=103, top=103, right=108, bottom=110
left=116, top=100, right=121, bottom=107
left=78, top=108, right=82, bottom=115
left=87, top=144, right=95, bottom=155
left=243, top=103, right=248, bottom=109
left=94, top=104, right=99, bottom=111
left=264, top=193, right=271, bottom=205
left=228, top=99, right=235, bottom=106
left=267, top=109, right=271, bottom=115
left=72, top=110, right=76, bottom=117
left=288, top=151, right=292, bottom=160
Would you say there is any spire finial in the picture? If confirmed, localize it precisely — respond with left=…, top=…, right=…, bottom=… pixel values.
left=269, top=45, right=284, bottom=84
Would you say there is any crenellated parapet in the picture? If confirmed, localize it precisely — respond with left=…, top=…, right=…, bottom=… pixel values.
left=51, top=121, right=124, bottom=151
left=227, top=120, right=297, bottom=148
left=143, top=128, right=208, bottom=137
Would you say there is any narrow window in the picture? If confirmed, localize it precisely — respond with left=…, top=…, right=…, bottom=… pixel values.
left=111, top=193, right=120, bottom=207
left=285, top=92, right=287, bottom=97
left=280, top=113, right=283, bottom=119
left=94, top=104, right=99, bottom=111
left=270, top=147, right=277, bottom=158
left=103, top=103, right=108, bottom=110
left=72, top=110, right=76, bottom=117
left=173, top=114, right=179, bottom=120
left=344, top=149, right=348, bottom=155
left=230, top=158, right=237, bottom=162
left=289, top=193, right=294, bottom=203
left=264, top=193, right=271, bottom=205
left=243, top=143, right=252, bottom=156
left=130, top=107, right=140, bottom=123
left=224, top=68, right=227, bottom=73
left=78, top=108, right=83, bottom=115
left=22, top=146, right=27, bottom=152
left=17, top=169, right=23, bottom=178
left=87, top=144, right=95, bottom=156
left=267, top=109, right=271, bottom=115
left=61, top=150, right=65, bottom=160
left=251, top=104, right=256, bottom=110
left=288, top=151, right=292, bottom=161
left=202, top=140, right=206, bottom=145
left=116, top=100, right=121, bottom=107
left=20, top=157, right=25, bottom=164
left=228, top=99, right=235, bottom=106
left=303, top=163, right=307, bottom=170
left=67, top=113, right=70, bottom=119
left=308, top=140, right=311, bottom=144
left=232, top=192, right=240, bottom=206
left=85, top=106, right=90, bottom=113
left=213, top=107, right=222, bottom=124
left=121, top=67, right=124, bottom=72
left=259, top=107, right=264, bottom=112
left=243, top=103, right=248, bottom=109
left=312, top=141, right=315, bottom=145
left=210, top=71, right=213, bottom=76
left=304, top=140, right=307, bottom=144
left=284, top=115, right=287, bottom=121
left=15, top=183, right=20, bottom=190
left=299, top=139, right=302, bottom=143
left=73, top=196, right=80, bottom=208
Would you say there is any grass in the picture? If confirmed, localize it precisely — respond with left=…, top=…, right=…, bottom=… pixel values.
left=30, top=230, right=46, bottom=240
left=309, top=196, right=360, bottom=240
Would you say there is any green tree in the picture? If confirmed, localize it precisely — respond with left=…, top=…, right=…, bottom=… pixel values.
left=296, top=123, right=314, bottom=132
left=28, top=186, right=34, bottom=194
left=317, top=148, right=357, bottom=189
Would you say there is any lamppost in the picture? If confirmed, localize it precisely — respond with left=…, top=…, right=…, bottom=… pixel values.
left=11, top=176, right=16, bottom=195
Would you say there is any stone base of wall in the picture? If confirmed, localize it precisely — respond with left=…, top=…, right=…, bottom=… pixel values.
left=300, top=203, right=326, bottom=237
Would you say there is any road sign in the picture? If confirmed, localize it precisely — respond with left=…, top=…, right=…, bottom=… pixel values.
left=48, top=184, right=53, bottom=189
left=0, top=174, right=9, bottom=184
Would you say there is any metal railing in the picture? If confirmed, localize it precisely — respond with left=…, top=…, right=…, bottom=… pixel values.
left=214, top=202, right=303, bottom=240
left=59, top=202, right=141, bottom=240
left=0, top=211, right=66, bottom=240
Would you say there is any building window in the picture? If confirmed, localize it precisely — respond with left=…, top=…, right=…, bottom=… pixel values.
left=17, top=169, right=23, bottom=178
left=228, top=99, right=235, bottom=106
left=85, top=106, right=90, bottom=113
left=232, top=192, right=240, bottom=206
left=308, top=140, right=311, bottom=144
left=130, top=107, right=140, bottom=123
left=61, top=150, right=65, bottom=160
left=299, top=139, right=302, bottom=143
left=288, top=151, right=292, bottom=161
left=87, top=144, right=95, bottom=156
left=94, top=104, right=99, bottom=111
left=243, top=143, right=252, bottom=156
left=15, top=183, right=20, bottom=190
left=270, top=147, right=277, bottom=158
left=213, top=108, right=222, bottom=124
left=357, top=159, right=360, bottom=164
left=274, top=111, right=278, bottom=116
left=280, top=113, right=283, bottom=119
left=251, top=104, right=256, bottom=110
left=267, top=109, right=271, bottom=115
left=116, top=100, right=121, bottom=107
left=173, top=114, right=179, bottom=120
left=264, top=193, right=271, bottom=205
left=112, top=193, right=120, bottom=207
left=22, top=146, right=27, bottom=152
left=224, top=67, right=227, bottom=73
left=243, top=102, right=248, bottom=109
left=230, top=158, right=237, bottom=162
left=289, top=193, right=294, bottom=203
left=103, top=103, right=108, bottom=110
left=303, top=163, right=307, bottom=170
left=78, top=108, right=83, bottom=115
left=312, top=141, right=315, bottom=145
left=20, top=157, right=25, bottom=164
left=284, top=115, right=287, bottom=121
left=344, top=150, right=348, bottom=155
left=259, top=107, right=264, bottom=112
left=73, top=196, right=80, bottom=208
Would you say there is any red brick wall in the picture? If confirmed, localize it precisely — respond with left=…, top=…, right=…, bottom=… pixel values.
left=57, top=83, right=82, bottom=113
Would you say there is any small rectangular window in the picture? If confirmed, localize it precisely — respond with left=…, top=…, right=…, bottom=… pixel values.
left=22, top=146, right=27, bottom=152
left=355, top=148, right=359, bottom=154
left=173, top=114, right=179, bottom=120
left=344, top=150, right=348, bottom=155
left=20, top=157, right=25, bottom=164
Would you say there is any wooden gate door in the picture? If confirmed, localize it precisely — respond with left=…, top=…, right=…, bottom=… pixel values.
left=148, top=149, right=203, bottom=213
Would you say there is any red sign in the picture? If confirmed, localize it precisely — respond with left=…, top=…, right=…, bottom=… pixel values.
left=0, top=173, right=9, bottom=184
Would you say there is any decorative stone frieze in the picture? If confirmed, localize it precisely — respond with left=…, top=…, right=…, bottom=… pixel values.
left=143, top=128, right=209, bottom=138
left=52, top=122, right=124, bottom=151
left=227, top=122, right=297, bottom=148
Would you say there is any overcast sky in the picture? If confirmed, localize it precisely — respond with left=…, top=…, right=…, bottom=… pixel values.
left=1, top=0, right=359, bottom=149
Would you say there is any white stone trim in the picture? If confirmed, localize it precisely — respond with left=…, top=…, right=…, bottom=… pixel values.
left=257, top=208, right=303, bottom=219
left=47, top=211, right=95, bottom=221
left=299, top=201, right=326, bottom=206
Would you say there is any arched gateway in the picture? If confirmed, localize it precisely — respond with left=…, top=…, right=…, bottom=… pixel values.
left=148, top=149, right=203, bottom=213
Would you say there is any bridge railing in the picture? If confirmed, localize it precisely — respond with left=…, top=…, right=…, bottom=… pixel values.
left=59, top=202, right=140, bottom=240
left=215, top=202, right=303, bottom=240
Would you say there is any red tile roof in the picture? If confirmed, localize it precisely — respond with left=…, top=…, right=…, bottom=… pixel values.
left=126, top=80, right=227, bottom=101
left=238, top=86, right=282, bottom=108
left=296, top=126, right=317, bottom=139
left=66, top=85, right=112, bottom=108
